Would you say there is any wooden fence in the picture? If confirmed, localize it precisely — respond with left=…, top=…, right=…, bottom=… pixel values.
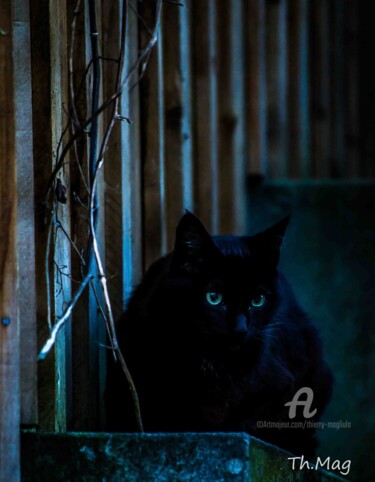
left=0, top=0, right=373, bottom=478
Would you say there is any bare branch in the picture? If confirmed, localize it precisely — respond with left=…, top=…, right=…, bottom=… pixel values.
left=44, top=0, right=163, bottom=195
left=38, top=274, right=92, bottom=361
left=39, top=0, right=165, bottom=434
left=87, top=0, right=144, bottom=432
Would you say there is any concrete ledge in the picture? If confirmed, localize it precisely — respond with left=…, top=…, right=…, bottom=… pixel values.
left=21, top=432, right=345, bottom=481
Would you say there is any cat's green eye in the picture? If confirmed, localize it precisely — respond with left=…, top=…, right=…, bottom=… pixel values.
left=206, top=291, right=223, bottom=306
left=250, top=294, right=266, bottom=308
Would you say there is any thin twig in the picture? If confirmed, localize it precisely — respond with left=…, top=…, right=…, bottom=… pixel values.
left=87, top=0, right=144, bottom=432
left=38, top=274, right=92, bottom=361
left=39, top=0, right=165, bottom=433
left=68, top=1, right=91, bottom=195
left=99, top=56, right=119, bottom=63
left=88, top=0, right=101, bottom=188
left=69, top=0, right=83, bottom=130
left=89, top=279, right=116, bottom=357
left=44, top=0, right=163, bottom=195
left=89, top=163, right=144, bottom=430
left=54, top=211, right=86, bottom=265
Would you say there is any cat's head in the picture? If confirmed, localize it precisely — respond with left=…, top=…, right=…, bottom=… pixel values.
left=168, top=212, right=290, bottom=352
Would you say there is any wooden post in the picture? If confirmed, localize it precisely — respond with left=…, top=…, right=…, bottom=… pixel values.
left=67, top=0, right=106, bottom=431
left=102, top=0, right=143, bottom=426
left=192, top=0, right=219, bottom=233
left=245, top=0, right=267, bottom=177
left=140, top=2, right=167, bottom=270
left=120, top=5, right=143, bottom=306
left=330, top=0, right=346, bottom=177
left=66, top=0, right=92, bottom=431
left=30, top=0, right=71, bottom=431
left=310, top=0, right=331, bottom=178
left=288, top=0, right=310, bottom=178
left=163, top=1, right=194, bottom=248
left=13, top=0, right=38, bottom=427
left=360, top=4, right=375, bottom=179
left=0, top=1, right=20, bottom=479
left=344, top=0, right=360, bottom=178
left=217, top=0, right=247, bottom=234
left=266, top=0, right=288, bottom=178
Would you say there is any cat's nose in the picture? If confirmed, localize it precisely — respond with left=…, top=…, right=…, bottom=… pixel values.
left=233, top=313, right=248, bottom=338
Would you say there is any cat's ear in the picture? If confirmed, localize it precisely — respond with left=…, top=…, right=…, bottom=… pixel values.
left=171, top=211, right=219, bottom=274
left=247, top=215, right=291, bottom=267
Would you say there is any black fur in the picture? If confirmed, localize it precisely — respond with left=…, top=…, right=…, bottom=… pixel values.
left=106, top=212, right=333, bottom=457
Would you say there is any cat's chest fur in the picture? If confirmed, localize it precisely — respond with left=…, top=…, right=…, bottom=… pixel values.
left=140, top=326, right=276, bottom=429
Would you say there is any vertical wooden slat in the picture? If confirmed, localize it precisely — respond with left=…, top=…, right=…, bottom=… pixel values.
left=345, top=0, right=360, bottom=178
left=0, top=2, right=20, bottom=478
left=30, top=0, right=71, bottom=431
left=102, top=0, right=125, bottom=320
left=101, top=0, right=144, bottom=427
left=266, top=0, right=288, bottom=178
left=310, top=0, right=331, bottom=178
left=330, top=0, right=345, bottom=177
left=121, top=5, right=143, bottom=306
left=163, top=1, right=194, bottom=248
left=50, top=0, right=72, bottom=431
left=88, top=0, right=106, bottom=431
left=245, top=0, right=267, bottom=177
left=30, top=0, right=54, bottom=431
left=13, top=0, right=38, bottom=427
left=230, top=0, right=247, bottom=234
left=192, top=0, right=219, bottom=233
left=360, top=4, right=375, bottom=179
left=217, top=0, right=247, bottom=234
left=69, top=0, right=106, bottom=431
left=98, top=13, right=121, bottom=426
left=67, top=0, right=92, bottom=431
left=140, top=2, right=167, bottom=270
left=287, top=0, right=310, bottom=178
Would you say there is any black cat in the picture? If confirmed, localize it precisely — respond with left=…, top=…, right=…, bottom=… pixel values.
left=106, top=212, right=333, bottom=457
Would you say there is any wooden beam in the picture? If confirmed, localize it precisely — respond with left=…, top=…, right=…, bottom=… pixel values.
left=30, top=0, right=71, bottom=431
left=0, top=1, right=20, bottom=479
left=344, top=0, right=360, bottom=178
left=13, top=0, right=38, bottom=427
left=120, top=5, right=143, bottom=306
left=101, top=0, right=143, bottom=428
left=329, top=0, right=346, bottom=177
left=192, top=0, right=219, bottom=233
left=102, top=0, right=124, bottom=320
left=140, top=2, right=167, bottom=270
left=66, top=0, right=92, bottom=432
left=67, top=0, right=105, bottom=432
left=163, top=1, right=194, bottom=248
left=266, top=0, right=288, bottom=178
left=50, top=0, right=72, bottom=431
left=216, top=0, right=247, bottom=234
left=89, top=0, right=106, bottom=431
left=310, top=0, right=331, bottom=178
left=359, top=3, right=375, bottom=179
left=245, top=0, right=267, bottom=177
left=287, top=0, right=310, bottom=178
